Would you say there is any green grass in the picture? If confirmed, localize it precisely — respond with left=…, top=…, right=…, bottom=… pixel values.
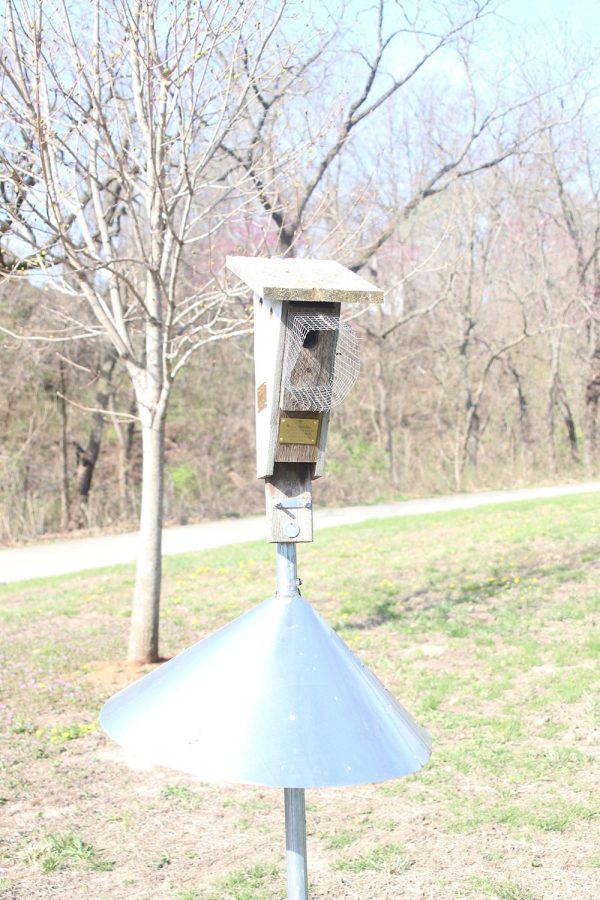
left=1, top=491, right=599, bottom=897
left=152, top=850, right=171, bottom=869
left=466, top=875, right=539, bottom=899
left=23, top=832, right=115, bottom=873
left=161, top=784, right=203, bottom=808
left=199, top=862, right=282, bottom=899
left=320, top=827, right=359, bottom=850
left=332, top=842, right=412, bottom=873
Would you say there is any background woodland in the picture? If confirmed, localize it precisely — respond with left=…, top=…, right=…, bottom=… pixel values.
left=1, top=0, right=599, bottom=545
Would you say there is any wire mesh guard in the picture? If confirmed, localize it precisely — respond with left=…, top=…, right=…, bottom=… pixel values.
left=282, top=314, right=360, bottom=411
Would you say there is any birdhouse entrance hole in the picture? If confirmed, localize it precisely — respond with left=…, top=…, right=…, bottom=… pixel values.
left=302, top=329, right=319, bottom=350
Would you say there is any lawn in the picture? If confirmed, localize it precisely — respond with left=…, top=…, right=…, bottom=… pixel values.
left=1, top=493, right=599, bottom=899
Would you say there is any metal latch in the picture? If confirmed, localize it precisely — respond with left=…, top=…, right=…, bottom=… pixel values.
left=273, top=498, right=312, bottom=510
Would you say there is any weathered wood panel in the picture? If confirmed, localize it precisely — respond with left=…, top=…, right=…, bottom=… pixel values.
left=265, top=463, right=313, bottom=543
left=227, top=256, right=383, bottom=305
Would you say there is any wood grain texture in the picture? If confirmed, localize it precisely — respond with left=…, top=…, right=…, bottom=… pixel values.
left=312, top=411, right=330, bottom=478
left=253, top=293, right=288, bottom=478
left=227, top=256, right=383, bottom=305
left=265, top=463, right=313, bottom=543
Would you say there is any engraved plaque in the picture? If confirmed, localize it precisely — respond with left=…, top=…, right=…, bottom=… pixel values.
left=256, top=382, right=267, bottom=412
left=279, top=417, right=319, bottom=445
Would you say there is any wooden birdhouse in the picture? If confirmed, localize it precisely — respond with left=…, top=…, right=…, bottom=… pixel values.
left=226, top=256, right=383, bottom=542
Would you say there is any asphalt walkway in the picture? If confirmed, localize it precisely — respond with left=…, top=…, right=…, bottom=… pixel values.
left=1, top=481, right=598, bottom=584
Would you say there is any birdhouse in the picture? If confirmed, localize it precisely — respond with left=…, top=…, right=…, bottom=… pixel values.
left=227, top=257, right=383, bottom=543
left=102, top=259, right=429, bottom=900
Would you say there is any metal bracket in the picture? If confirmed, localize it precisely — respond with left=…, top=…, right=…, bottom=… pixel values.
left=265, top=463, right=313, bottom=544
left=273, top=498, right=312, bottom=510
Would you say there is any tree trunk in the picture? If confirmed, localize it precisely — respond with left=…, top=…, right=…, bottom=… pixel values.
left=465, top=398, right=481, bottom=468
left=374, top=344, right=398, bottom=486
left=453, top=425, right=464, bottom=493
left=68, top=345, right=118, bottom=529
left=111, top=391, right=138, bottom=521
left=546, top=339, right=561, bottom=475
left=506, top=354, right=532, bottom=467
left=585, top=344, right=600, bottom=470
left=455, top=391, right=480, bottom=491
left=546, top=375, right=558, bottom=475
left=127, top=408, right=166, bottom=663
left=57, top=358, right=70, bottom=531
left=556, top=376, right=579, bottom=463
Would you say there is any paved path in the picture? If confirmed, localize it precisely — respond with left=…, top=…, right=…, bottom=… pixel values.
left=1, top=481, right=599, bottom=584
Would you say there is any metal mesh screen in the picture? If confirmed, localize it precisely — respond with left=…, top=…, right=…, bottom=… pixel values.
left=282, top=314, right=360, bottom=411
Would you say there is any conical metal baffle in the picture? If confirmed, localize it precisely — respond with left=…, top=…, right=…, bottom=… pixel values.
left=101, top=591, right=431, bottom=788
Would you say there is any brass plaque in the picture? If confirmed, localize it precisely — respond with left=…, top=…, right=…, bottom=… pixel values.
left=256, top=382, right=267, bottom=412
left=279, top=416, right=319, bottom=445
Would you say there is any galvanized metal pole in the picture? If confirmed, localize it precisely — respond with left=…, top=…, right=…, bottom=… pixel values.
left=284, top=787, right=308, bottom=900
left=276, top=543, right=308, bottom=899
left=276, top=541, right=298, bottom=598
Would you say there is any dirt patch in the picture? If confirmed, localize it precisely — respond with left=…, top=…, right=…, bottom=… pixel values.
left=82, top=659, right=171, bottom=694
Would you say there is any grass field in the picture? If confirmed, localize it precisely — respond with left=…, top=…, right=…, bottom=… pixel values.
left=1, top=493, right=599, bottom=899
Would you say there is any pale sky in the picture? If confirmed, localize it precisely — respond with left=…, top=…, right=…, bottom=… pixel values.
left=497, top=0, right=599, bottom=31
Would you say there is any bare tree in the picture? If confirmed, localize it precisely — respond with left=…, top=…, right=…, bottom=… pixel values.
left=220, top=0, right=566, bottom=492
left=223, top=0, right=556, bottom=269
left=546, top=127, right=600, bottom=469
left=0, top=0, right=299, bottom=662
left=0, top=0, right=592, bottom=662
left=0, top=0, right=524, bottom=661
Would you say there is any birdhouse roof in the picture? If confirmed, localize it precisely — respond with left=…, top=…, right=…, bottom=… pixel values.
left=226, top=256, right=383, bottom=304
